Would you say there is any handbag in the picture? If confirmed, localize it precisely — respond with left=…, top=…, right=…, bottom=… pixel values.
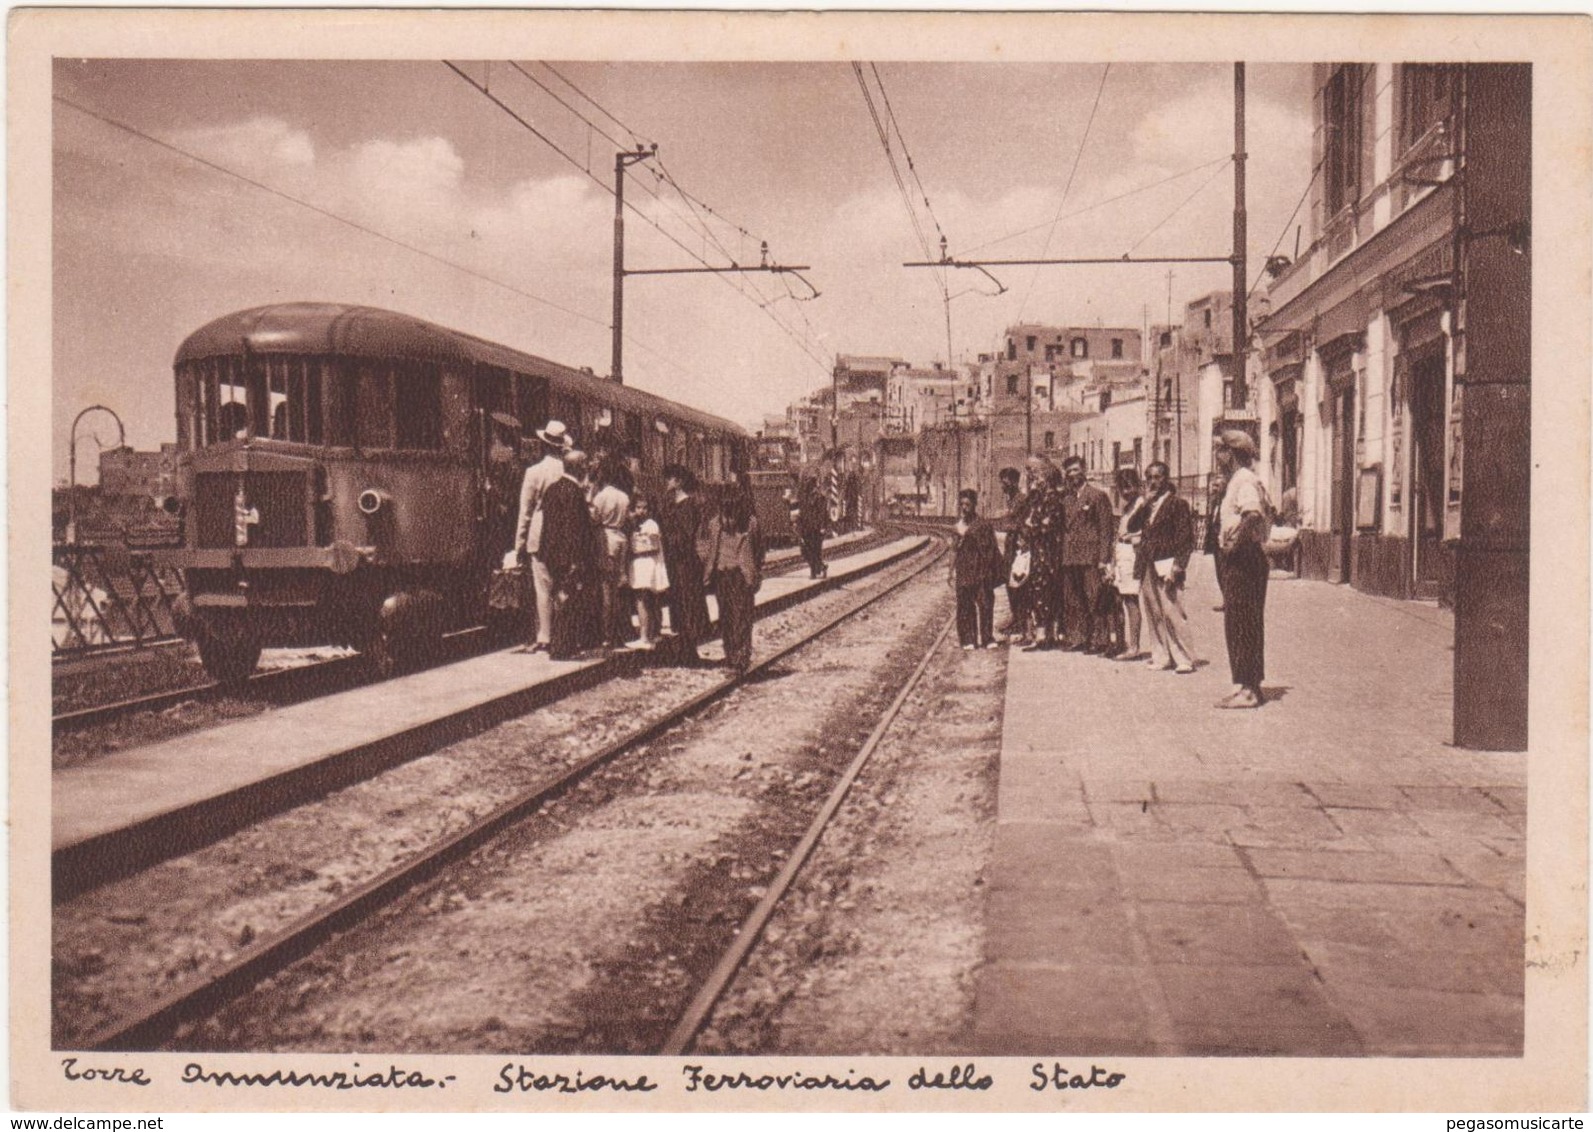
left=488, top=565, right=529, bottom=612
left=1009, top=548, right=1032, bottom=588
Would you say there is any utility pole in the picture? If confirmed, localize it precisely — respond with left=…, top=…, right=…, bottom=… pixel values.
left=1025, top=363, right=1033, bottom=457
left=1232, top=62, right=1249, bottom=410
left=611, top=144, right=657, bottom=385
left=1169, top=269, right=1183, bottom=487
left=1452, top=63, right=1530, bottom=751
left=610, top=143, right=815, bottom=387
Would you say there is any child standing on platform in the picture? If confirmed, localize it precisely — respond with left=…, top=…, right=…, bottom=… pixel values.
left=626, top=496, right=668, bottom=651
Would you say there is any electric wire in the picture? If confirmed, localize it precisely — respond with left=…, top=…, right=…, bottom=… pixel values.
left=958, top=154, right=1232, bottom=257
left=852, top=63, right=939, bottom=270
left=447, top=61, right=832, bottom=375
left=1247, top=158, right=1322, bottom=304
left=538, top=60, right=655, bottom=150
left=508, top=62, right=824, bottom=364
left=53, top=93, right=609, bottom=332
left=1016, top=62, right=1111, bottom=322
left=1126, top=156, right=1233, bottom=255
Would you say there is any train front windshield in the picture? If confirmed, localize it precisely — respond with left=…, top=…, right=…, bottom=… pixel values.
left=180, top=357, right=443, bottom=452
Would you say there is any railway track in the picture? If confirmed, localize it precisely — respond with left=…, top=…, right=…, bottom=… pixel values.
left=53, top=533, right=929, bottom=903
left=66, top=526, right=953, bottom=1051
left=52, top=530, right=899, bottom=736
left=660, top=612, right=955, bottom=1054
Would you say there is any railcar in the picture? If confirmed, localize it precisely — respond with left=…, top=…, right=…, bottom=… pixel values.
left=158, top=302, right=750, bottom=681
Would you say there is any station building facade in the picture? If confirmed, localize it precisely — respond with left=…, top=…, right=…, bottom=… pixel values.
left=1259, top=63, right=1480, bottom=603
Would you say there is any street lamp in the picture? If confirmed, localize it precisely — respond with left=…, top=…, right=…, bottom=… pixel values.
left=67, top=404, right=125, bottom=546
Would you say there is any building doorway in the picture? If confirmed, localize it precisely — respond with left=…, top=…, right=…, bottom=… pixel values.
left=1409, top=351, right=1453, bottom=600
left=1328, top=384, right=1355, bottom=583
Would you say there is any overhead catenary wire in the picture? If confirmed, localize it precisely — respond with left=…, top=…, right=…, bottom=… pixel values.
left=508, top=62, right=828, bottom=365
left=510, top=60, right=769, bottom=275
left=959, top=154, right=1232, bottom=257
left=447, top=61, right=832, bottom=376
left=852, top=62, right=940, bottom=272
left=1126, top=156, right=1233, bottom=255
left=538, top=60, right=655, bottom=151
left=854, top=61, right=967, bottom=365
left=1016, top=62, right=1111, bottom=323
left=510, top=65, right=834, bottom=374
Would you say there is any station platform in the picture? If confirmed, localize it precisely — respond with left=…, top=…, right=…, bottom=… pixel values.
left=53, top=532, right=927, bottom=878
left=975, top=555, right=1526, bottom=1057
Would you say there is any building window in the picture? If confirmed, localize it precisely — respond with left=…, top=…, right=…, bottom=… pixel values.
left=1006, top=373, right=1019, bottom=395
left=1325, top=63, right=1366, bottom=217
left=1026, top=335, right=1037, bottom=353
left=1204, top=308, right=1213, bottom=329
left=1159, top=330, right=1172, bottom=348
left=1006, top=339, right=1016, bottom=361
left=1071, top=337, right=1088, bottom=359
left=1100, top=390, right=1112, bottom=411
left=1399, top=64, right=1452, bottom=155
left=1044, top=430, right=1055, bottom=450
left=1111, top=338, right=1124, bottom=359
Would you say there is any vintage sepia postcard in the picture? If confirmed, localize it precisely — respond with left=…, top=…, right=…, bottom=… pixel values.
left=11, top=7, right=1590, bottom=1117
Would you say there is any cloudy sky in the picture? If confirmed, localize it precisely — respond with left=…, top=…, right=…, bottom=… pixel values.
left=53, top=59, right=1314, bottom=481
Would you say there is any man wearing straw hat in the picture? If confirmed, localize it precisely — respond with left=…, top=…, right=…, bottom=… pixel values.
left=513, top=419, right=573, bottom=654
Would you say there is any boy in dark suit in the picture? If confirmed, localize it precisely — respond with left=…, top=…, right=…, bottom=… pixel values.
left=951, top=489, right=1003, bottom=650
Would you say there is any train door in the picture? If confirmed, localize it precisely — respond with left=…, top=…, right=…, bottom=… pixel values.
left=515, top=373, right=550, bottom=447
left=474, top=366, right=519, bottom=562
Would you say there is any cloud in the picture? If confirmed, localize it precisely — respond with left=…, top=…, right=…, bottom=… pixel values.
left=1132, top=84, right=1306, bottom=176
left=174, top=116, right=315, bottom=172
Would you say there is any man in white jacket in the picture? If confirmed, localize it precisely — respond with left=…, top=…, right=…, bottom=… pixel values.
left=513, top=420, right=572, bottom=653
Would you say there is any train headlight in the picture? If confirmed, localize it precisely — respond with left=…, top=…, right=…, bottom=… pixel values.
left=357, top=488, right=390, bottom=516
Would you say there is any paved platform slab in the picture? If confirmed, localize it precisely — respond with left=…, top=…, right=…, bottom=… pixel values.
left=54, top=534, right=926, bottom=855
left=976, top=555, right=1525, bottom=1057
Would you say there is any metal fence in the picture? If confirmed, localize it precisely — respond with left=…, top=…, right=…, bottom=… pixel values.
left=52, top=545, right=184, bottom=657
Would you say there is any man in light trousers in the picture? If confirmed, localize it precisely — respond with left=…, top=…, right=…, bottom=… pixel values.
left=513, top=420, right=572, bottom=653
left=1135, top=461, right=1197, bottom=674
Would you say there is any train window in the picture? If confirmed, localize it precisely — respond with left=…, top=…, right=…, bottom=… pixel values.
left=175, top=367, right=194, bottom=450
left=246, top=360, right=270, bottom=438
left=356, top=362, right=395, bottom=449
left=584, top=402, right=609, bottom=444
left=267, top=360, right=291, bottom=440
left=324, top=361, right=355, bottom=446
left=395, top=366, right=443, bottom=450
left=621, top=410, right=643, bottom=451
left=516, top=375, right=549, bottom=439
left=476, top=367, right=512, bottom=449
left=645, top=417, right=666, bottom=469
left=550, top=391, right=582, bottom=443
left=305, top=362, right=324, bottom=445
left=206, top=357, right=249, bottom=442
left=477, top=367, right=510, bottom=416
